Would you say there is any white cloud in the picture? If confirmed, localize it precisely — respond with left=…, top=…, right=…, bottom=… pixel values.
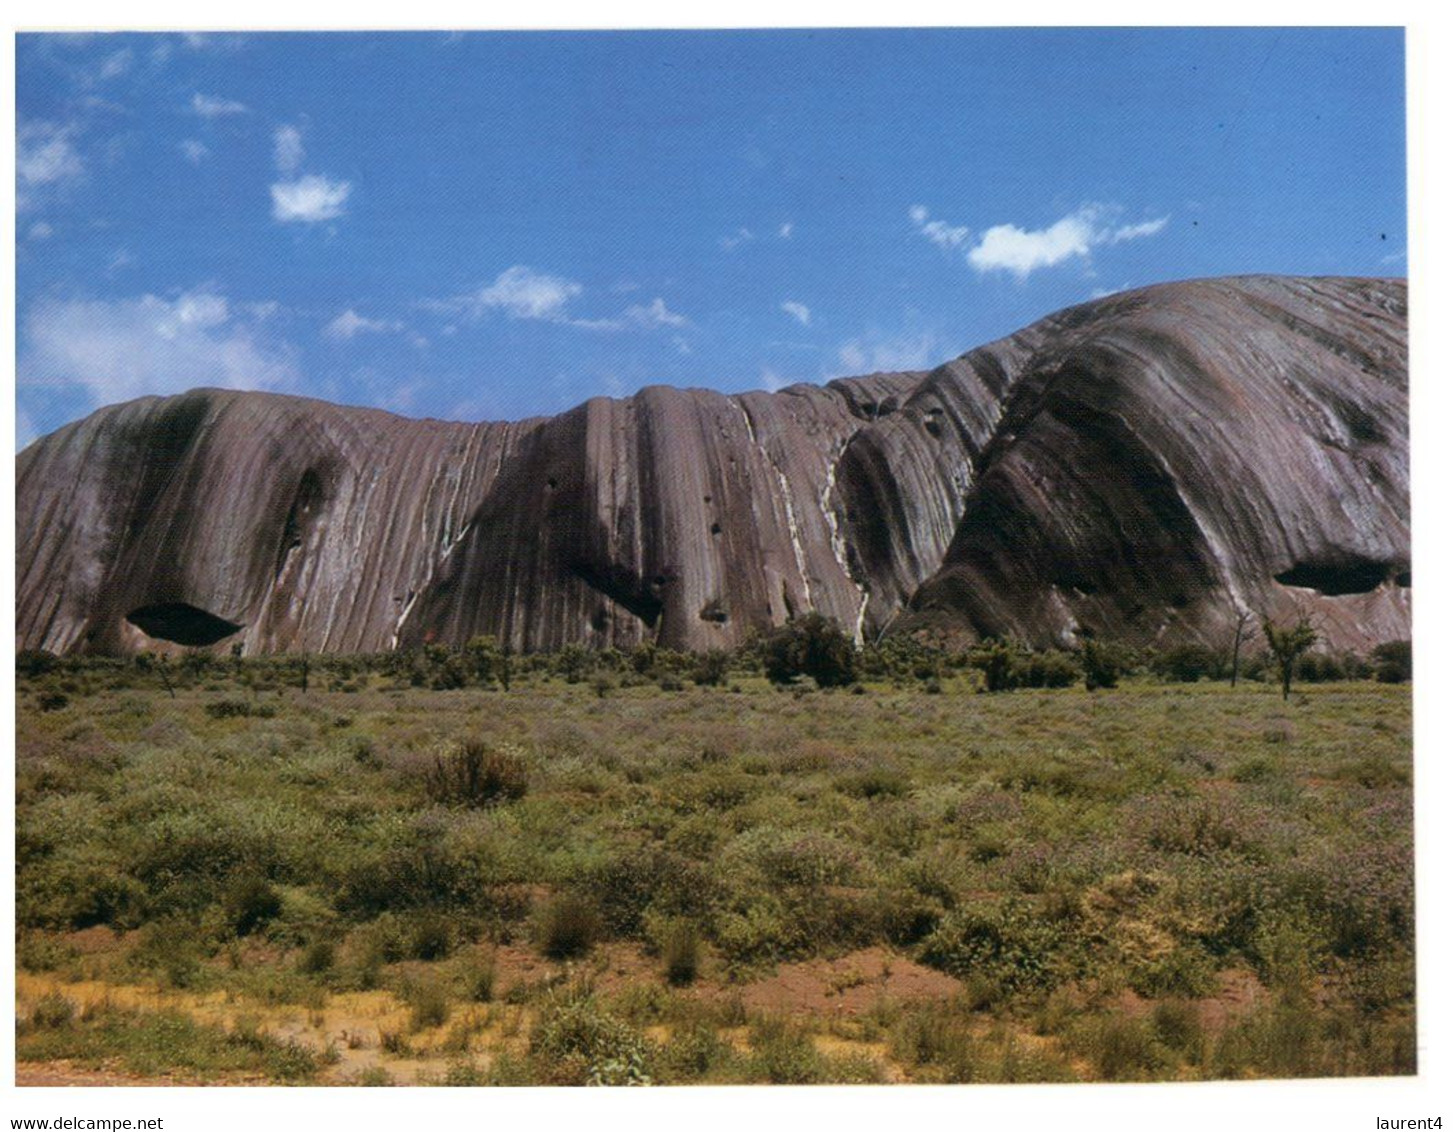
left=324, top=309, right=403, bottom=341
left=96, top=48, right=133, bottom=81
left=471, top=266, right=583, bottom=321
left=271, top=175, right=352, bottom=223
left=781, top=300, right=811, bottom=327
left=17, top=406, right=39, bottom=453
left=20, top=290, right=298, bottom=407
left=273, top=124, right=305, bottom=174
left=625, top=297, right=688, bottom=328
left=179, top=139, right=209, bottom=164
left=17, top=120, right=83, bottom=191
left=967, top=205, right=1170, bottom=279
left=838, top=329, right=941, bottom=375
left=27, top=222, right=54, bottom=241
left=191, top=92, right=249, bottom=118
left=779, top=222, right=794, bottom=239
left=1110, top=216, right=1169, bottom=244
left=908, top=204, right=971, bottom=251
left=760, top=368, right=791, bottom=393
left=719, top=227, right=754, bottom=251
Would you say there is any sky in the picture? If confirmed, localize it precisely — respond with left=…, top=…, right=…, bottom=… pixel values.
left=14, top=27, right=1407, bottom=448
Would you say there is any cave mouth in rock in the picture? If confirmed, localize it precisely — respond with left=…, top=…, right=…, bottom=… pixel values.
left=125, top=602, right=244, bottom=646
left=1274, top=558, right=1402, bottom=597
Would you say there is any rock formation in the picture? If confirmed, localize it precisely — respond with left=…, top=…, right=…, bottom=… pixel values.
left=15, top=275, right=1409, bottom=657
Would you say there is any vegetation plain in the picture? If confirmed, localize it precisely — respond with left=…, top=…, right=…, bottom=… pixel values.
left=14, top=636, right=1414, bottom=1085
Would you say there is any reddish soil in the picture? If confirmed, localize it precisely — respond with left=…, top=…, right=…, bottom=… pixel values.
left=704, top=947, right=962, bottom=1017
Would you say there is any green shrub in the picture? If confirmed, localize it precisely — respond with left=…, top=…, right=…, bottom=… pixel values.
left=530, top=991, right=652, bottom=1086
left=691, top=650, right=732, bottom=687
left=407, top=910, right=455, bottom=960
left=836, top=766, right=908, bottom=799
left=970, top=640, right=1019, bottom=692
left=462, top=953, right=497, bottom=1003
left=1151, top=999, right=1205, bottom=1059
left=1372, top=640, right=1411, bottom=683
left=919, top=900, right=1071, bottom=994
left=1150, top=644, right=1224, bottom=683
left=406, top=979, right=451, bottom=1031
left=205, top=699, right=254, bottom=719
left=660, top=920, right=702, bottom=986
left=1021, top=649, right=1080, bottom=689
left=223, top=875, right=283, bottom=937
left=28, top=992, right=77, bottom=1029
left=745, top=1017, right=824, bottom=1083
left=1073, top=1015, right=1170, bottom=1081
left=37, top=691, right=70, bottom=712
left=1081, top=638, right=1133, bottom=691
left=297, top=939, right=335, bottom=975
left=537, top=894, right=601, bottom=960
left=661, top=1022, right=731, bottom=1080
left=423, top=740, right=529, bottom=807
left=762, top=613, right=857, bottom=688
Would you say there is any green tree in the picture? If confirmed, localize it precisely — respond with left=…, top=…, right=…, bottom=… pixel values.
left=1263, top=615, right=1318, bottom=701
left=762, top=613, right=857, bottom=688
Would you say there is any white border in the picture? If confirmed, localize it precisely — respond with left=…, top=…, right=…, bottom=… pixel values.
left=5, top=6, right=1449, bottom=1130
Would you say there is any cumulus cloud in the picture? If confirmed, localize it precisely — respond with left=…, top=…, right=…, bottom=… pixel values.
left=273, top=124, right=305, bottom=174
left=967, top=205, right=1170, bottom=279
left=19, top=290, right=298, bottom=408
left=719, top=227, right=754, bottom=251
left=470, top=265, right=583, bottom=321
left=760, top=368, right=792, bottom=392
left=179, top=139, right=209, bottom=164
left=17, top=120, right=84, bottom=205
left=271, top=174, right=352, bottom=223
left=625, top=297, right=688, bottom=328
left=908, top=204, right=970, bottom=250
left=838, top=329, right=942, bottom=375
left=191, top=92, right=249, bottom=118
left=323, top=309, right=404, bottom=341
left=430, top=270, right=686, bottom=333
left=1109, top=216, right=1170, bottom=244
left=781, top=300, right=811, bottom=327
left=779, top=222, right=794, bottom=239
left=27, top=222, right=54, bottom=241
left=96, top=47, right=134, bottom=81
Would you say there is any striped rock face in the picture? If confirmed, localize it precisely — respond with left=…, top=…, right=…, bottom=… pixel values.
left=16, top=275, right=1407, bottom=657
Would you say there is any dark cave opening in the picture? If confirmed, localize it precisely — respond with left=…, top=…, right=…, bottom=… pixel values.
left=125, top=602, right=244, bottom=646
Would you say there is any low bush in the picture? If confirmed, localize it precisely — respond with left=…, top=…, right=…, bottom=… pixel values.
left=423, top=740, right=529, bottom=807
left=536, top=893, right=601, bottom=960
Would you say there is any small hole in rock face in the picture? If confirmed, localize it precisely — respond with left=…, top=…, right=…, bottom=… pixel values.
left=653, top=575, right=667, bottom=587
left=703, top=495, right=712, bottom=505
left=546, top=477, right=558, bottom=490
left=710, top=522, right=722, bottom=536
left=924, top=418, right=942, bottom=438
left=590, top=607, right=610, bottom=633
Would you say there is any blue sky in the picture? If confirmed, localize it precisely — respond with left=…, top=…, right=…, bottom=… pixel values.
left=15, top=28, right=1406, bottom=447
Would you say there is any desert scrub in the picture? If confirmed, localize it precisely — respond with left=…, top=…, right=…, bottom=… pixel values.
left=919, top=899, right=1078, bottom=996
left=423, top=739, right=529, bottom=807
left=657, top=919, right=703, bottom=985
left=16, top=1004, right=322, bottom=1082
left=535, top=893, right=602, bottom=960
left=530, top=990, right=653, bottom=1085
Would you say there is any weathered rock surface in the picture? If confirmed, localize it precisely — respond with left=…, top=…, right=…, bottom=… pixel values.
left=15, top=275, right=1408, bottom=657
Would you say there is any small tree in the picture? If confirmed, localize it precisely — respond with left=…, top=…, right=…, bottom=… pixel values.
left=1081, top=637, right=1130, bottom=691
left=1263, top=615, right=1318, bottom=701
left=762, top=613, right=857, bottom=688
left=1228, top=607, right=1252, bottom=687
